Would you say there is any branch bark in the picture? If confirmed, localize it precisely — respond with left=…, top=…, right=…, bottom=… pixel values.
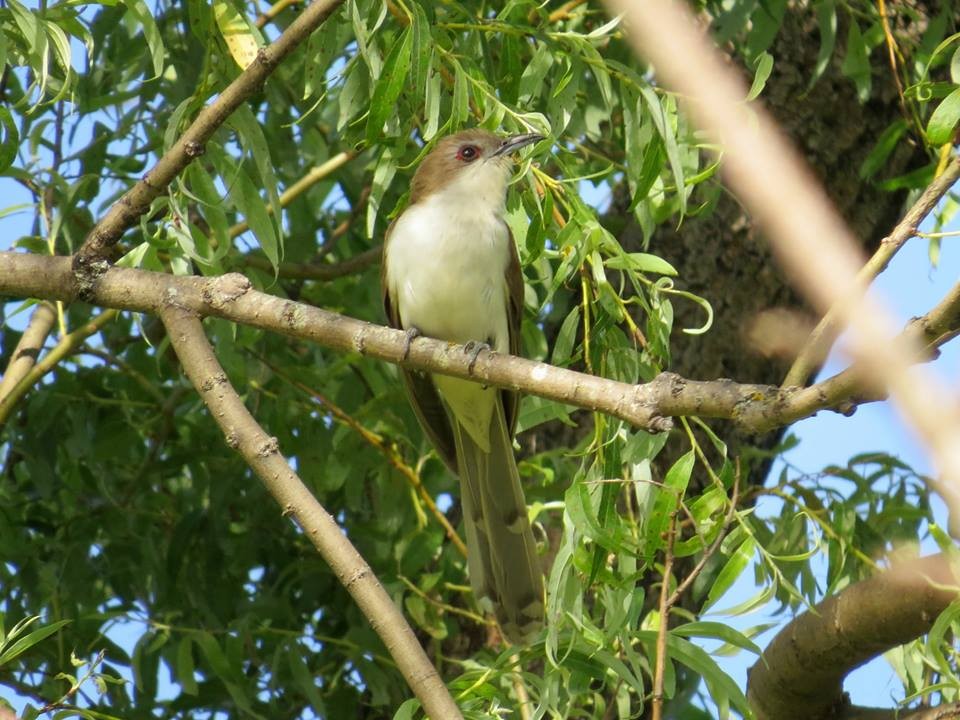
left=2, top=252, right=958, bottom=436
left=747, top=554, right=960, bottom=720
left=159, top=302, right=464, bottom=720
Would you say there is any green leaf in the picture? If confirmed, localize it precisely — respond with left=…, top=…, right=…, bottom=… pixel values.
left=233, top=168, right=279, bottom=269
left=193, top=632, right=235, bottom=683
left=409, top=3, right=431, bottom=98
left=640, top=87, right=686, bottom=214
left=551, top=306, right=581, bottom=366
left=214, top=0, right=261, bottom=69
left=0, top=618, right=71, bottom=666
left=366, top=26, right=412, bottom=144
left=303, top=7, right=349, bottom=98
left=860, top=119, right=907, bottom=179
left=746, top=52, right=773, bottom=101
left=0, top=106, right=19, bottom=172
left=810, top=0, right=837, bottom=87
left=713, top=0, right=756, bottom=43
left=349, top=0, right=385, bottom=78
left=451, top=64, right=470, bottom=128
left=702, top=535, right=757, bottom=612
left=393, top=699, right=421, bottom=720
left=423, top=62, right=442, bottom=140
left=121, top=0, right=165, bottom=78
left=366, top=145, right=397, bottom=238
left=643, top=451, right=694, bottom=559
left=841, top=21, right=872, bottom=102
left=604, top=252, right=677, bottom=276
left=926, top=600, right=960, bottom=675
left=927, top=86, right=960, bottom=145
left=288, top=645, right=326, bottom=714
left=516, top=396, right=574, bottom=433
left=641, top=631, right=751, bottom=717
left=173, top=635, right=198, bottom=696
left=229, top=105, right=282, bottom=255
left=337, top=59, right=369, bottom=131
left=671, top=620, right=763, bottom=657
left=518, top=44, right=554, bottom=106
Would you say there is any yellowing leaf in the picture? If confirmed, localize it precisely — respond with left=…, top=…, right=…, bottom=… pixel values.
left=214, top=0, right=260, bottom=70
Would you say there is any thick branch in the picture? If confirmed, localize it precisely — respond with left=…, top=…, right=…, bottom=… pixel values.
left=159, top=303, right=463, bottom=720
left=747, top=554, right=959, bottom=720
left=3, top=253, right=958, bottom=435
left=72, top=0, right=346, bottom=294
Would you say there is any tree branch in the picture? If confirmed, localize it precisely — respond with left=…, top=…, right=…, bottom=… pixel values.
left=228, top=150, right=358, bottom=241
left=0, top=300, right=56, bottom=402
left=158, top=302, right=464, bottom=720
left=747, top=554, right=959, bottom=720
left=3, top=253, right=959, bottom=437
left=784, top=155, right=960, bottom=387
left=0, top=308, right=119, bottom=427
left=72, top=0, right=346, bottom=296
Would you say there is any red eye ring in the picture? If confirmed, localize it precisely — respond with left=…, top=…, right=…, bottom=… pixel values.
left=457, top=145, right=480, bottom=162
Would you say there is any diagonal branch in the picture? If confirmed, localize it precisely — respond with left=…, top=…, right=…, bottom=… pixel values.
left=784, top=155, right=960, bottom=388
left=0, top=308, right=119, bottom=427
left=158, top=302, right=464, bottom=720
left=747, top=554, right=959, bottom=720
left=0, top=300, right=56, bottom=402
left=72, top=0, right=346, bottom=296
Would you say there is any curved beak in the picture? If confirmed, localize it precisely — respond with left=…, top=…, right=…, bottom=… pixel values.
left=493, top=132, right=545, bottom=157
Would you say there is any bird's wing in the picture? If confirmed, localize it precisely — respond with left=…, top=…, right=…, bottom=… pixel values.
left=382, top=220, right=459, bottom=473
left=502, top=221, right=524, bottom=437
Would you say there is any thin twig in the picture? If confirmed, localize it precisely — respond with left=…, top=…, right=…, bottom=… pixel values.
left=254, top=0, right=301, bottom=28
left=784, top=154, right=960, bottom=387
left=397, top=575, right=487, bottom=624
left=242, top=244, right=382, bottom=280
left=668, top=463, right=740, bottom=607
left=651, top=510, right=678, bottom=720
left=0, top=309, right=119, bottom=427
left=0, top=301, right=56, bottom=403
left=159, top=303, right=464, bottom=720
left=228, top=151, right=357, bottom=240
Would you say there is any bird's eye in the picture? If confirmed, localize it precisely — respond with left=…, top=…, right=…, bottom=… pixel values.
left=457, top=145, right=480, bottom=162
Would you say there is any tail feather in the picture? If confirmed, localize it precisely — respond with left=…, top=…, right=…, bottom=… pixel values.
left=454, top=398, right=543, bottom=642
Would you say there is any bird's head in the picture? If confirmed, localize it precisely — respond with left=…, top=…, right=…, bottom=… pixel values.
left=409, top=129, right=543, bottom=207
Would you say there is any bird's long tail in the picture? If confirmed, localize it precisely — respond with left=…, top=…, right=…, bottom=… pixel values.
left=454, top=397, right=543, bottom=643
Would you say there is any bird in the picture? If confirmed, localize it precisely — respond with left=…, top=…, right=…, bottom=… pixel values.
left=381, top=129, right=545, bottom=642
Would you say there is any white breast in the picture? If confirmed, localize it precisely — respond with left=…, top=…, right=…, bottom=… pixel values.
left=385, top=191, right=512, bottom=354
left=384, top=180, right=515, bottom=451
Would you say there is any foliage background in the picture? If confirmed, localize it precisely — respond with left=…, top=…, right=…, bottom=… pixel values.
left=1, top=0, right=959, bottom=718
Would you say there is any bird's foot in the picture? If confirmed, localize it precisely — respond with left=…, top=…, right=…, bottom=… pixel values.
left=463, top=340, right=491, bottom=375
left=402, top=326, right=422, bottom=360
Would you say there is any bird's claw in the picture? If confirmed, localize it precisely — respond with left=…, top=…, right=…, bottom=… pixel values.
left=402, top=326, right=421, bottom=360
left=463, top=340, right=491, bottom=374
